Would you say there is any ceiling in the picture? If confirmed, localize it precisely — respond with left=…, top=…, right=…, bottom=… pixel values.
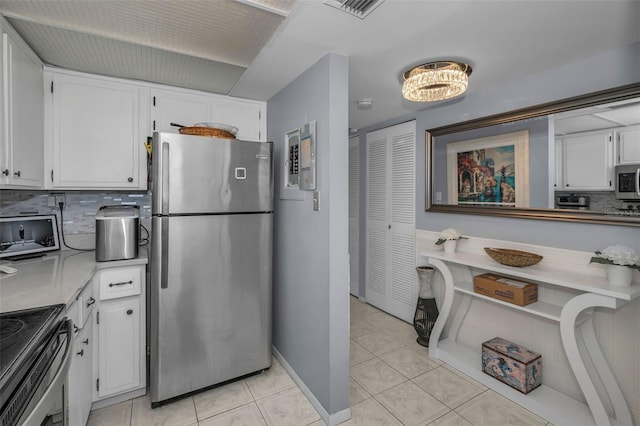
left=555, top=100, right=640, bottom=135
left=1, top=0, right=639, bottom=131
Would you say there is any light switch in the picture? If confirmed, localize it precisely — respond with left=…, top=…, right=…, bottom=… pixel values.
left=313, top=191, right=320, bottom=211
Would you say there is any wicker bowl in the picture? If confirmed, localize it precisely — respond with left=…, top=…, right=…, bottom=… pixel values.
left=179, top=126, right=236, bottom=139
left=484, top=247, right=543, bottom=267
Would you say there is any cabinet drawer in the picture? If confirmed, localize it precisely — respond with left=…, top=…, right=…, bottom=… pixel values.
left=98, top=266, right=141, bottom=300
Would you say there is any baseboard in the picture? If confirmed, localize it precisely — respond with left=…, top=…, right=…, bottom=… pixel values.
left=91, top=387, right=146, bottom=410
left=272, top=347, right=351, bottom=426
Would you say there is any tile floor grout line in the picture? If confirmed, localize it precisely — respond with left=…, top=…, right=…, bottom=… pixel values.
left=452, top=388, right=490, bottom=426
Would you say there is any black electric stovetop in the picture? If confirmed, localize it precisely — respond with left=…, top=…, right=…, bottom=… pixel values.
left=0, top=304, right=65, bottom=389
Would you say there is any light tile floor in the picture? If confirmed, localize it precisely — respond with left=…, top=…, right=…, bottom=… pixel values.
left=87, top=296, right=552, bottom=426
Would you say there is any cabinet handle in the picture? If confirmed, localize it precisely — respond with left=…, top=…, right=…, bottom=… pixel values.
left=128, top=177, right=133, bottom=182
left=109, top=280, right=133, bottom=287
left=86, top=297, right=96, bottom=307
left=83, top=339, right=89, bottom=345
left=13, top=170, right=21, bottom=177
left=77, top=349, right=84, bottom=357
left=1, top=169, right=8, bottom=176
left=127, top=309, right=133, bottom=315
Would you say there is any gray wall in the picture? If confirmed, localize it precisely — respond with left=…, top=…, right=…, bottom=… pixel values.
left=432, top=117, right=549, bottom=207
left=415, top=42, right=640, bottom=251
left=355, top=41, right=640, bottom=297
left=267, top=53, right=350, bottom=416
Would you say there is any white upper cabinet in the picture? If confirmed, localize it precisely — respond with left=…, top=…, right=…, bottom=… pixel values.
left=151, top=89, right=210, bottom=133
left=151, top=87, right=265, bottom=141
left=0, top=20, right=44, bottom=189
left=557, top=130, right=614, bottom=191
left=45, top=71, right=149, bottom=189
left=616, top=125, right=640, bottom=165
left=210, top=97, right=264, bottom=142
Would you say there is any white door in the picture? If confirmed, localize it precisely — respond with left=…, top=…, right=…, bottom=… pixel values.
left=1, top=31, right=44, bottom=188
left=616, top=125, right=640, bottom=164
left=151, top=88, right=210, bottom=133
left=97, top=297, right=141, bottom=398
left=562, top=130, right=613, bottom=190
left=49, top=73, right=146, bottom=189
left=211, top=98, right=264, bottom=141
left=366, top=121, right=416, bottom=322
left=349, top=136, right=360, bottom=296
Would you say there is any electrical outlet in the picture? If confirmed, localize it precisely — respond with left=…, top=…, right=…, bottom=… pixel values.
left=53, top=193, right=66, bottom=207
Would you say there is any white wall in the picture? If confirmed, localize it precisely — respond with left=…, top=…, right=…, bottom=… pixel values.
left=267, top=53, right=350, bottom=422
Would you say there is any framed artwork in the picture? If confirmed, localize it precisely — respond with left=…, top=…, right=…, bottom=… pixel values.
left=446, top=130, right=530, bottom=207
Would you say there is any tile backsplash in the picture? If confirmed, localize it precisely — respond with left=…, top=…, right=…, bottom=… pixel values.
left=0, top=190, right=151, bottom=235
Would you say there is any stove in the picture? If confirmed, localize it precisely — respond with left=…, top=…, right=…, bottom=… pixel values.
left=0, top=304, right=67, bottom=426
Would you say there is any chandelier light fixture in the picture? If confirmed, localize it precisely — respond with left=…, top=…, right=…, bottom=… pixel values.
left=402, top=61, right=472, bottom=102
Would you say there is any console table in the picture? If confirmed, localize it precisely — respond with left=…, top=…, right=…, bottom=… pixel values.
left=422, top=249, right=639, bottom=426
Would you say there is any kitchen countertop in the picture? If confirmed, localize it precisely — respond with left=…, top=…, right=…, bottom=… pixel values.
left=0, top=247, right=148, bottom=313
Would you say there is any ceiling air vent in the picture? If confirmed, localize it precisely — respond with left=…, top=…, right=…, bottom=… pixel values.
left=324, top=0, right=384, bottom=19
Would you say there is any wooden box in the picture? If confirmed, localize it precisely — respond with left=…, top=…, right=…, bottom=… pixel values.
left=473, top=273, right=538, bottom=306
left=482, top=337, right=542, bottom=394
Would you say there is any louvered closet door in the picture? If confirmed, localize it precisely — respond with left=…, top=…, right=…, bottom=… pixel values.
left=349, top=136, right=360, bottom=296
left=366, top=130, right=389, bottom=310
left=366, top=121, right=416, bottom=322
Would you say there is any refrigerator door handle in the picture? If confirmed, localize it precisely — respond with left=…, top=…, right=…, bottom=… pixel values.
left=161, top=217, right=169, bottom=289
left=162, top=142, right=170, bottom=213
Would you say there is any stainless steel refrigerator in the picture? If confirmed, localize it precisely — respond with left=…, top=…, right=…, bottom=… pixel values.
left=149, top=132, right=273, bottom=405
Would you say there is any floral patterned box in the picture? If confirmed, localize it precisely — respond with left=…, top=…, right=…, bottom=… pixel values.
left=481, top=337, right=542, bottom=394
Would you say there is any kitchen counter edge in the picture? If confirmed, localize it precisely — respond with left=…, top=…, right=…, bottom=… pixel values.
left=0, top=247, right=148, bottom=313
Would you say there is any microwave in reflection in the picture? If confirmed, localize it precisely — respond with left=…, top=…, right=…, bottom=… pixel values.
left=615, top=164, right=640, bottom=200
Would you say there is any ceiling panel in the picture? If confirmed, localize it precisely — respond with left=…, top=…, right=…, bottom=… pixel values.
left=8, top=18, right=246, bottom=94
left=0, top=0, right=292, bottom=66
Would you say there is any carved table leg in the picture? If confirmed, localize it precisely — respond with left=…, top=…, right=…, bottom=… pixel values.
left=560, top=293, right=630, bottom=426
left=427, top=259, right=472, bottom=355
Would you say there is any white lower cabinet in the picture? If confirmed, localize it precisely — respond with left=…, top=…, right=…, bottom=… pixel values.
left=68, top=321, right=93, bottom=426
left=96, top=297, right=141, bottom=398
left=93, top=265, right=146, bottom=402
left=67, top=283, right=96, bottom=426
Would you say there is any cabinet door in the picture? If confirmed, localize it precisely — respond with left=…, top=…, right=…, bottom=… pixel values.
left=617, top=126, right=640, bottom=165
left=211, top=98, right=264, bottom=141
left=562, top=131, right=613, bottom=190
left=554, top=138, right=563, bottom=189
left=97, top=297, right=140, bottom=398
left=68, top=322, right=93, bottom=426
left=80, top=323, right=94, bottom=425
left=0, top=30, right=44, bottom=188
left=151, top=89, right=210, bottom=133
left=49, top=73, right=146, bottom=189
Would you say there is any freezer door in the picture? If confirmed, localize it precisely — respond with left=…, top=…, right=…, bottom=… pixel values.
left=152, top=132, right=273, bottom=215
left=150, top=214, right=272, bottom=403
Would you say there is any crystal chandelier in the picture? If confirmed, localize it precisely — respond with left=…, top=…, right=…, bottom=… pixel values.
left=402, top=61, right=472, bottom=102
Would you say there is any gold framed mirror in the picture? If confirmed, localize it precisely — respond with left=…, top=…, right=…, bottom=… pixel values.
left=426, top=83, right=640, bottom=226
